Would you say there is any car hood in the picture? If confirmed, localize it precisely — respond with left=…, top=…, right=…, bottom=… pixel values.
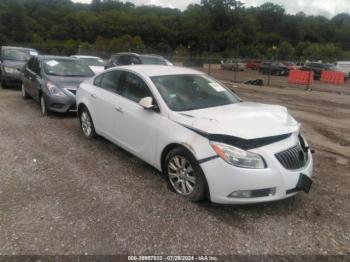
left=2, top=60, right=27, bottom=69
left=169, top=102, right=300, bottom=140
left=47, top=75, right=92, bottom=90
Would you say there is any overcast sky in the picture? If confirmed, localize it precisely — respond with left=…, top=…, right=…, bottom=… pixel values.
left=73, top=0, right=350, bottom=18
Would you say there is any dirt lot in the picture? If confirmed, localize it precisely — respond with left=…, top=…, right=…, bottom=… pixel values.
left=0, top=75, right=349, bottom=256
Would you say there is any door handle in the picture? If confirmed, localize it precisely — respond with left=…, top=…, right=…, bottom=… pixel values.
left=90, top=93, right=97, bottom=98
left=114, top=106, right=123, bottom=113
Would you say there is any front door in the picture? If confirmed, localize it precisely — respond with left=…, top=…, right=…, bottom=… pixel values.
left=115, top=72, right=160, bottom=165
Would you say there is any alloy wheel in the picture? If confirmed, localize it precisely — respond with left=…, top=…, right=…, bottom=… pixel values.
left=81, top=111, right=92, bottom=137
left=168, top=155, right=196, bottom=196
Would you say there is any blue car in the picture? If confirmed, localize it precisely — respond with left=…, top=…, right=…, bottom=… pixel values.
left=21, top=55, right=95, bottom=115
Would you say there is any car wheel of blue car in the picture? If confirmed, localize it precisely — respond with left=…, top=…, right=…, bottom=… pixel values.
left=21, top=83, right=29, bottom=99
left=40, top=95, right=50, bottom=116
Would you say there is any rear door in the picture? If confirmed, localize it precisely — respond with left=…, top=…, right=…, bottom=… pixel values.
left=30, top=58, right=42, bottom=101
left=23, top=57, right=35, bottom=96
left=25, top=57, right=41, bottom=101
left=89, top=70, right=124, bottom=141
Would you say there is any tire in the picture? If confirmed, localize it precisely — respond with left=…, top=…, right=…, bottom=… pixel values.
left=21, top=83, right=29, bottom=99
left=40, top=95, right=51, bottom=116
left=79, top=107, right=97, bottom=139
left=164, top=147, right=208, bottom=202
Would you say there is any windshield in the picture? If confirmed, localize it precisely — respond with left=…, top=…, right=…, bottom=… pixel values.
left=140, top=56, right=168, bottom=65
left=78, top=57, right=105, bottom=67
left=44, top=59, right=94, bottom=77
left=151, top=74, right=240, bottom=111
left=2, top=49, right=36, bottom=61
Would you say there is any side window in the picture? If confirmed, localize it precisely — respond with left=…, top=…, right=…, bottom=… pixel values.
left=94, top=74, right=103, bottom=87
left=100, top=71, right=122, bottom=92
left=110, top=55, right=119, bottom=66
left=27, top=57, right=35, bottom=71
left=120, top=72, right=153, bottom=103
left=130, top=56, right=142, bottom=65
left=33, top=59, right=41, bottom=75
left=118, top=55, right=131, bottom=66
left=31, top=58, right=40, bottom=75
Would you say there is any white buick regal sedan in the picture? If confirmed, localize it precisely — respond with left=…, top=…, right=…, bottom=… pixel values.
left=76, top=65, right=313, bottom=204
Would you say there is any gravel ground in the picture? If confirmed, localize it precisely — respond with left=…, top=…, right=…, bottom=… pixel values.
left=0, top=78, right=349, bottom=256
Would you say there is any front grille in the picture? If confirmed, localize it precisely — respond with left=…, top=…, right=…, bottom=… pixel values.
left=275, top=143, right=309, bottom=170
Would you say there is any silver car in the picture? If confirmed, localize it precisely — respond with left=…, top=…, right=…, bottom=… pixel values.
left=221, top=59, right=245, bottom=71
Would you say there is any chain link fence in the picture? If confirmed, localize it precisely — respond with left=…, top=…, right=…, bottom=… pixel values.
left=76, top=50, right=350, bottom=91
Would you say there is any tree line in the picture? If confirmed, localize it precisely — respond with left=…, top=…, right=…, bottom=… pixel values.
left=1, top=0, right=350, bottom=61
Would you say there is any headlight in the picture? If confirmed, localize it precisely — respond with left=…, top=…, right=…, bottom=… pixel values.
left=46, top=82, right=66, bottom=97
left=3, top=67, right=18, bottom=74
left=210, top=142, right=266, bottom=169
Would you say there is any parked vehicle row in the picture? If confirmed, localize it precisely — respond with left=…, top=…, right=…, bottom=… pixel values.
left=221, top=58, right=350, bottom=81
left=1, top=46, right=314, bottom=205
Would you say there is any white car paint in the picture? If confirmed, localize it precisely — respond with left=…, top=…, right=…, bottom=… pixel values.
left=76, top=65, right=313, bottom=204
left=334, top=61, right=350, bottom=78
left=71, top=55, right=105, bottom=75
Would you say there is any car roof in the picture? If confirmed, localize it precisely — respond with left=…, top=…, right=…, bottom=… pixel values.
left=111, top=52, right=166, bottom=59
left=111, top=65, right=204, bottom=77
left=71, top=55, right=101, bottom=59
left=1, top=46, right=37, bottom=51
left=39, top=55, right=77, bottom=61
left=112, top=52, right=138, bottom=56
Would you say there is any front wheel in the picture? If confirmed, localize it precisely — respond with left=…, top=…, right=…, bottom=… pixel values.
left=40, top=95, right=51, bottom=116
left=79, top=107, right=96, bottom=139
left=164, top=147, right=208, bottom=202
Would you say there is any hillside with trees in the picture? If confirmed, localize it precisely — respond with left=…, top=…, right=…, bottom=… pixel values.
left=0, top=0, right=350, bottom=60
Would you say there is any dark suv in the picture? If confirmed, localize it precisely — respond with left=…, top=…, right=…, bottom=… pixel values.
left=105, top=52, right=173, bottom=69
left=301, top=62, right=333, bottom=80
left=0, top=46, right=38, bottom=88
left=259, top=62, right=289, bottom=76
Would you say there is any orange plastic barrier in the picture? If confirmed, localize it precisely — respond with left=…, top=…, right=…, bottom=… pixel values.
left=288, top=70, right=314, bottom=86
left=321, top=71, right=345, bottom=85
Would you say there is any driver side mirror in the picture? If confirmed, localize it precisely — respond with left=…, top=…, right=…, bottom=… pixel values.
left=139, top=97, right=159, bottom=112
